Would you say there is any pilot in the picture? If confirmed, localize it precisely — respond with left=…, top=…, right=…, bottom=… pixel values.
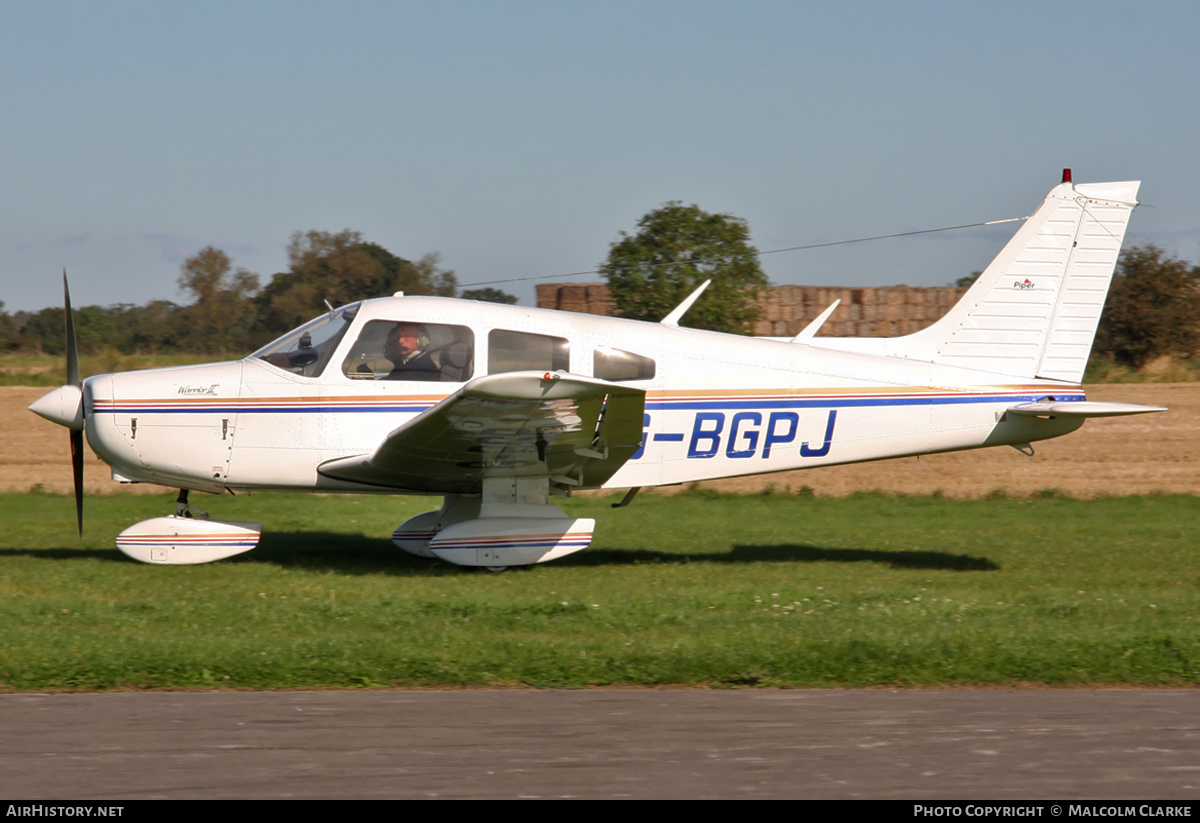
left=383, top=322, right=440, bottom=381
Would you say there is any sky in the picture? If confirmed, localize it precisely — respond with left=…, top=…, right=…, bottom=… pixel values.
left=3, top=0, right=1199, bottom=316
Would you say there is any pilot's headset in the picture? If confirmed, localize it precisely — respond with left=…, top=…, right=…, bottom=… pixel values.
left=403, top=323, right=430, bottom=351
left=387, top=322, right=430, bottom=350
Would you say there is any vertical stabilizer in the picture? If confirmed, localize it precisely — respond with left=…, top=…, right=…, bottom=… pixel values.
left=888, top=178, right=1140, bottom=382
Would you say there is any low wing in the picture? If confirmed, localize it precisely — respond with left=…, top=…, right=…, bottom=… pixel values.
left=1006, top=400, right=1167, bottom=418
left=318, top=371, right=646, bottom=494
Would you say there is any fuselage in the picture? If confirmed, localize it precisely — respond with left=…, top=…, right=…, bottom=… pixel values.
left=81, top=294, right=1085, bottom=495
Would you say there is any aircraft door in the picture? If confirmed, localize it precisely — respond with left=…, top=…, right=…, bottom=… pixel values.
left=228, top=365, right=323, bottom=489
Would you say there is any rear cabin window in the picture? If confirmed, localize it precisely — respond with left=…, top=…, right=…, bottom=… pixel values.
left=341, top=320, right=474, bottom=382
left=593, top=346, right=656, bottom=382
left=488, top=330, right=569, bottom=375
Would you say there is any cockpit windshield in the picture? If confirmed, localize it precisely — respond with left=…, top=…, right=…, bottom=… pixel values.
left=250, top=303, right=360, bottom=378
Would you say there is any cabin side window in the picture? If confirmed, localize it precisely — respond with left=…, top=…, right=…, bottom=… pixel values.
left=593, top=346, right=656, bottom=382
left=488, top=329, right=570, bottom=375
left=341, top=320, right=474, bottom=382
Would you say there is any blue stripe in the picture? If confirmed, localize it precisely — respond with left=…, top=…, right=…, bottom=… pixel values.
left=94, top=393, right=1086, bottom=416
left=644, top=393, right=1084, bottom=411
left=95, top=405, right=436, bottom=415
left=118, top=541, right=258, bottom=547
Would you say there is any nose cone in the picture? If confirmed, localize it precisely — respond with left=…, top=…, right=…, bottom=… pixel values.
left=29, top=384, right=84, bottom=430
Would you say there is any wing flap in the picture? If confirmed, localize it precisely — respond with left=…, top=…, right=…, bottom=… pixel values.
left=318, top=371, right=646, bottom=493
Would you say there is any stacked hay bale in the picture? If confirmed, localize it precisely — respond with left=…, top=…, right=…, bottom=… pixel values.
left=536, top=283, right=968, bottom=337
left=756, top=285, right=968, bottom=337
left=535, top=283, right=615, bottom=317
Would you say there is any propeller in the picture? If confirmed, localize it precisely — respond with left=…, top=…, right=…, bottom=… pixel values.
left=64, top=271, right=84, bottom=536
left=27, top=271, right=85, bottom=536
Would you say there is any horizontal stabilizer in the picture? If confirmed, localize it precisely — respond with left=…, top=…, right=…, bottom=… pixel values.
left=1006, top=400, right=1166, bottom=418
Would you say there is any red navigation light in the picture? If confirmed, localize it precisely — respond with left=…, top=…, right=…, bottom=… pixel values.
left=1062, top=168, right=1072, bottom=183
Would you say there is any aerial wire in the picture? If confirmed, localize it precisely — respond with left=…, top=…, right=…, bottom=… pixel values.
left=457, top=216, right=1027, bottom=289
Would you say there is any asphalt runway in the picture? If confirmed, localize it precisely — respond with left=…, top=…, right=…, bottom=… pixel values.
left=1, top=689, right=1197, bottom=799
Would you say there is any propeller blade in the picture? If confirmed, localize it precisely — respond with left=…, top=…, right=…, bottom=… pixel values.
left=70, top=429, right=84, bottom=537
left=64, top=270, right=79, bottom=388
left=64, top=269, right=83, bottom=535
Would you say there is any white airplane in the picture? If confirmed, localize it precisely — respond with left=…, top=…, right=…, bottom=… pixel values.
left=30, top=172, right=1165, bottom=569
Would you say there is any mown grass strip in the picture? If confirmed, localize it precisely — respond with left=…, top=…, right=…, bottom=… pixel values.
left=0, top=490, right=1196, bottom=690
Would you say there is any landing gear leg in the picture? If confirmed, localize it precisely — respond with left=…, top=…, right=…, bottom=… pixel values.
left=392, top=495, right=481, bottom=557
left=175, top=489, right=209, bottom=520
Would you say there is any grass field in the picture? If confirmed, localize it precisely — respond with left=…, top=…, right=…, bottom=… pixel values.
left=0, top=352, right=245, bottom=387
left=1, top=490, right=1195, bottom=691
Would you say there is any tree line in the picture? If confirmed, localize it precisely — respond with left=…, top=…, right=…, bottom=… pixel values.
left=599, top=203, right=1199, bottom=371
left=2, top=209, right=1197, bottom=374
left=0, top=230, right=514, bottom=356
left=952, top=244, right=1200, bottom=371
